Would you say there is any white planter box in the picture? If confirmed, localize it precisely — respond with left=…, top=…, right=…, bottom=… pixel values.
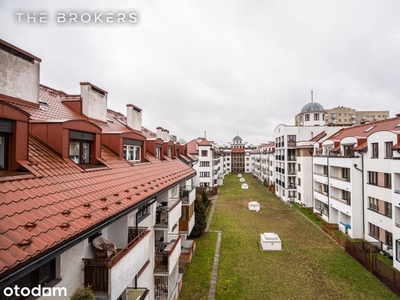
left=248, top=201, right=260, bottom=212
left=260, top=233, right=282, bottom=251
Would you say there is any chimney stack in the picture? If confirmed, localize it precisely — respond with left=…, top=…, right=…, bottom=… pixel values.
left=126, top=104, right=142, bottom=131
left=80, top=82, right=108, bottom=122
left=0, top=39, right=41, bottom=105
left=163, top=128, right=170, bottom=141
left=156, top=127, right=164, bottom=139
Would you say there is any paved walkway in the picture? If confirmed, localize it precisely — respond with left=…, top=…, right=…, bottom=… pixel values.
left=204, top=194, right=221, bottom=300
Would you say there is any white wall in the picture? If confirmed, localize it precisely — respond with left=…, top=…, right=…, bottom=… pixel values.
left=0, top=49, right=40, bottom=104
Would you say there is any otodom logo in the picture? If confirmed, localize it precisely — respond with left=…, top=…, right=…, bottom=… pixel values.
left=3, top=285, right=67, bottom=298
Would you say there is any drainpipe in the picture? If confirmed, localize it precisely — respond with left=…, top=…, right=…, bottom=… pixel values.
left=354, top=151, right=365, bottom=238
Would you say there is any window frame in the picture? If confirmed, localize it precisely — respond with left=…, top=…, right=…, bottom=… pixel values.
left=385, top=141, right=393, bottom=158
left=0, top=132, right=9, bottom=170
left=371, top=142, right=379, bottom=158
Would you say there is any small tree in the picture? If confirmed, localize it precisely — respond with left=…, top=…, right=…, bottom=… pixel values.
left=70, top=286, right=95, bottom=300
left=189, top=197, right=207, bottom=238
left=201, top=190, right=209, bottom=207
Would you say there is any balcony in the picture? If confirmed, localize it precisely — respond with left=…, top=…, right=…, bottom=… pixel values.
left=127, top=288, right=149, bottom=300
left=156, top=198, right=182, bottom=231
left=155, top=236, right=181, bottom=274
left=181, top=185, right=195, bottom=205
left=331, top=195, right=351, bottom=206
left=84, top=227, right=150, bottom=298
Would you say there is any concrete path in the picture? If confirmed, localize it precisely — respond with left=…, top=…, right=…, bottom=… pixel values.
left=204, top=194, right=222, bottom=300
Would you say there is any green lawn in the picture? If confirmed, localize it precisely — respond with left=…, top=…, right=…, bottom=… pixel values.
left=180, top=174, right=398, bottom=300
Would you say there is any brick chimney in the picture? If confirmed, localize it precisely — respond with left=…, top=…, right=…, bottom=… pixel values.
left=126, top=104, right=142, bottom=131
left=80, top=82, right=108, bottom=122
left=0, top=39, right=41, bottom=105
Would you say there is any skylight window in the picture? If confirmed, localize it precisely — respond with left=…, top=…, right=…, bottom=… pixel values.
left=106, top=117, right=114, bottom=123
left=114, top=117, right=126, bottom=126
left=364, top=125, right=376, bottom=133
left=39, top=98, right=48, bottom=106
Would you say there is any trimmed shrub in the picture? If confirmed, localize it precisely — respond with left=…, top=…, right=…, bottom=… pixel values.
left=70, top=286, right=95, bottom=300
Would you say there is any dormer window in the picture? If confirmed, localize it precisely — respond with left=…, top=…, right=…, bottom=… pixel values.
left=0, top=133, right=8, bottom=169
left=124, top=145, right=140, bottom=162
left=0, top=118, right=13, bottom=170
left=168, top=146, right=172, bottom=158
left=156, top=144, right=162, bottom=159
left=69, top=130, right=94, bottom=164
left=123, top=138, right=142, bottom=162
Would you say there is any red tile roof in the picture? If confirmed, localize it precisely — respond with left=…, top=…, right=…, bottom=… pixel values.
left=0, top=137, right=195, bottom=276
left=325, top=116, right=400, bottom=142
left=0, top=85, right=196, bottom=277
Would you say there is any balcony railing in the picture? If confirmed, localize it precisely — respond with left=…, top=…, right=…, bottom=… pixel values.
left=154, top=237, right=181, bottom=273
left=331, top=175, right=350, bottom=182
left=126, top=288, right=149, bottom=300
left=84, top=227, right=149, bottom=292
left=331, top=195, right=351, bottom=206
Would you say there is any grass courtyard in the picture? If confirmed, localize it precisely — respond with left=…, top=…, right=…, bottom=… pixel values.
left=179, top=174, right=398, bottom=300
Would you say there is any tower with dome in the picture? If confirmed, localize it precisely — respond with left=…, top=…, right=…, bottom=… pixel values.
left=295, top=91, right=326, bottom=126
left=219, top=134, right=256, bottom=174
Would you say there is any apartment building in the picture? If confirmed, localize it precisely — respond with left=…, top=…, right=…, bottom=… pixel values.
left=220, top=135, right=255, bottom=174
left=275, top=100, right=343, bottom=206
left=186, top=138, right=224, bottom=188
left=0, top=39, right=197, bottom=300
left=295, top=105, right=390, bottom=126
left=251, top=142, right=275, bottom=187
left=313, top=117, right=400, bottom=254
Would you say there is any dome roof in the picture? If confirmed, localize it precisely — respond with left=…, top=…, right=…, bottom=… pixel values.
left=233, top=135, right=242, bottom=141
left=300, top=102, right=325, bottom=113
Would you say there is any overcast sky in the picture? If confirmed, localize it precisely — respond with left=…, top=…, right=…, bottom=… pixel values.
left=1, top=1, right=400, bottom=145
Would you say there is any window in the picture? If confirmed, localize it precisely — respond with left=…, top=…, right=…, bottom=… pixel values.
left=323, top=166, right=328, bottom=176
left=124, top=145, right=141, bottom=162
left=342, top=190, right=351, bottom=205
left=298, top=164, right=301, bottom=172
left=200, top=172, right=210, bottom=177
left=168, top=147, right=172, bottom=157
left=156, top=144, right=162, bottom=159
left=385, top=202, right=392, bottom=218
left=371, top=143, right=379, bottom=158
left=137, top=203, right=150, bottom=221
left=297, top=178, right=301, bottom=186
left=385, top=142, right=393, bottom=158
left=386, top=231, right=393, bottom=246
left=201, top=150, right=208, bottom=157
left=69, top=130, right=94, bottom=164
left=69, top=141, right=91, bottom=164
left=305, top=114, right=310, bottom=121
left=0, top=133, right=8, bottom=169
left=314, top=113, right=319, bottom=121
left=368, top=171, right=378, bottom=185
left=384, top=173, right=392, bottom=188
left=298, top=193, right=301, bottom=201
left=200, top=161, right=210, bottom=167
left=0, top=118, right=13, bottom=170
left=343, top=145, right=354, bottom=157
left=6, top=258, right=58, bottom=299
left=369, top=197, right=379, bottom=211
left=342, top=168, right=350, bottom=180
left=369, top=223, right=380, bottom=239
